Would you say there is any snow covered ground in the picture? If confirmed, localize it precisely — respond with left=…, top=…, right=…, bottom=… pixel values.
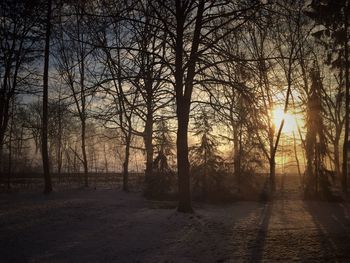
left=1, top=186, right=350, bottom=262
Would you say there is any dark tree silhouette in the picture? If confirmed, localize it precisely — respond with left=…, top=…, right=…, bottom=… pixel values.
left=42, top=0, right=53, bottom=193
left=306, top=0, right=350, bottom=192
left=304, top=68, right=332, bottom=199
left=0, top=0, right=42, bottom=178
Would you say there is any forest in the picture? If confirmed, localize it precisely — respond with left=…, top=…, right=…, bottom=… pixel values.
left=1, top=0, right=350, bottom=262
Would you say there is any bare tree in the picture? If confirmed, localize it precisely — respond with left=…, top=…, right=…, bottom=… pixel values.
left=42, top=0, right=53, bottom=193
left=0, top=0, right=42, bottom=177
left=54, top=1, right=97, bottom=187
left=149, top=0, right=261, bottom=211
left=126, top=2, right=172, bottom=188
left=306, top=0, right=350, bottom=192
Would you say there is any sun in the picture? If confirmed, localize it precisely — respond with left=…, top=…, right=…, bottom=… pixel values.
left=272, top=107, right=298, bottom=134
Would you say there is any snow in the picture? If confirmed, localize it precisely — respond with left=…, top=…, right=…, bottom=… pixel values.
left=1, top=187, right=350, bottom=262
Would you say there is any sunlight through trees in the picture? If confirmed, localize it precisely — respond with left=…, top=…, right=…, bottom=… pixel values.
left=0, top=0, right=349, bottom=208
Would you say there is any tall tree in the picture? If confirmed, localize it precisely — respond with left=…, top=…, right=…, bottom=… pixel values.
left=304, top=68, right=332, bottom=199
left=307, top=0, right=350, bottom=192
left=55, top=0, right=97, bottom=187
left=42, top=0, right=53, bottom=193
left=322, top=67, right=345, bottom=180
left=149, top=0, right=260, bottom=212
left=172, top=0, right=204, bottom=212
left=126, top=2, right=172, bottom=189
left=0, top=0, right=41, bottom=176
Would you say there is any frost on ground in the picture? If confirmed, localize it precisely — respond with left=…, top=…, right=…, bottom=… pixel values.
left=1, top=185, right=350, bottom=262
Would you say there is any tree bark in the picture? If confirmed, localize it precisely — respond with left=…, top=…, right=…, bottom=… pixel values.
left=57, top=93, right=63, bottom=179
left=123, top=134, right=131, bottom=192
left=342, top=2, right=349, bottom=193
left=174, top=0, right=205, bottom=213
left=144, top=106, right=154, bottom=184
left=176, top=103, right=192, bottom=212
left=81, top=119, right=88, bottom=187
left=7, top=106, right=13, bottom=190
left=0, top=143, right=3, bottom=179
left=0, top=54, right=13, bottom=161
left=334, top=140, right=341, bottom=179
left=79, top=21, right=89, bottom=187
left=293, top=131, right=303, bottom=185
left=0, top=93, right=11, bottom=180
left=175, top=0, right=190, bottom=212
left=233, top=124, right=241, bottom=191
left=0, top=104, right=10, bottom=166
left=269, top=157, right=276, bottom=192
left=103, top=144, right=108, bottom=173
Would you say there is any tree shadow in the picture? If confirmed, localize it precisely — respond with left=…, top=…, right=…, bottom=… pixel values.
left=249, top=202, right=273, bottom=263
left=304, top=201, right=350, bottom=261
left=157, top=201, right=270, bottom=263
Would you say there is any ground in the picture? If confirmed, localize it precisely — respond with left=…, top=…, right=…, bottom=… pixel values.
left=1, top=178, right=350, bottom=262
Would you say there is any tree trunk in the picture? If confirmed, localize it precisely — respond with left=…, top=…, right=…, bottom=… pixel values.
left=0, top=99, right=11, bottom=181
left=42, top=0, right=52, bottom=194
left=103, top=144, right=108, bottom=173
left=174, top=0, right=192, bottom=213
left=0, top=116, right=9, bottom=171
left=123, top=135, right=131, bottom=192
left=0, top=72, right=11, bottom=162
left=176, top=105, right=192, bottom=212
left=73, top=143, right=77, bottom=173
left=57, top=94, right=63, bottom=180
left=334, top=140, right=341, bottom=180
left=269, top=157, right=276, bottom=192
left=144, top=110, right=153, bottom=184
left=203, top=137, right=208, bottom=198
left=293, top=131, right=303, bottom=186
left=342, top=3, right=349, bottom=193
left=81, top=119, right=88, bottom=187
left=233, top=125, right=241, bottom=191
left=7, top=109, right=13, bottom=190
left=0, top=143, right=3, bottom=180
left=305, top=136, right=316, bottom=197
left=174, top=0, right=204, bottom=213
left=174, top=8, right=192, bottom=212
